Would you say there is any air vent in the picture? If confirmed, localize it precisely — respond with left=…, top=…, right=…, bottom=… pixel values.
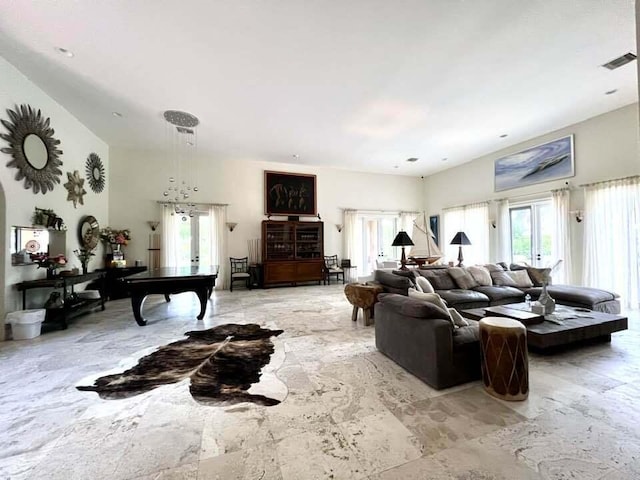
left=602, top=52, right=637, bottom=70
left=406, top=157, right=419, bottom=163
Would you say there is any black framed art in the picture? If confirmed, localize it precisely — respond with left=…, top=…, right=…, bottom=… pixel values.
left=265, top=171, right=317, bottom=216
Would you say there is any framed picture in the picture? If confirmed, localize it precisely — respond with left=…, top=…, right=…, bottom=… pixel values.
left=429, top=215, right=440, bottom=247
left=494, top=135, right=574, bottom=192
left=265, top=171, right=317, bottom=216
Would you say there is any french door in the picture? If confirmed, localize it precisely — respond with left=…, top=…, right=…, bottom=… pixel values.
left=509, top=201, right=553, bottom=266
left=360, top=215, right=399, bottom=276
left=175, top=213, right=211, bottom=267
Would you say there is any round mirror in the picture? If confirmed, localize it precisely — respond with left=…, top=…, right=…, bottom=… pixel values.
left=23, top=134, right=49, bottom=169
left=93, top=166, right=101, bottom=180
left=79, top=215, right=100, bottom=250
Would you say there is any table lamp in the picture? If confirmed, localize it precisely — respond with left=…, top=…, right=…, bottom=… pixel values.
left=392, top=231, right=414, bottom=270
left=449, top=231, right=471, bottom=267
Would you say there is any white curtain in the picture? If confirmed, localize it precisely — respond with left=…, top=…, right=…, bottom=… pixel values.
left=343, top=209, right=359, bottom=264
left=161, top=205, right=180, bottom=267
left=496, top=199, right=511, bottom=263
left=583, top=176, right=640, bottom=309
left=551, top=188, right=572, bottom=284
left=399, top=211, right=418, bottom=239
left=443, top=202, right=490, bottom=265
left=209, top=205, right=229, bottom=290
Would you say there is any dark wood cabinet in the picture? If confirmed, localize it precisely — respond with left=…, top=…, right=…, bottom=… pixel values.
left=262, top=220, right=324, bottom=287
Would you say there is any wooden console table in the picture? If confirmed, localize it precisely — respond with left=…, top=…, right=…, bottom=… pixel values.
left=16, top=271, right=106, bottom=329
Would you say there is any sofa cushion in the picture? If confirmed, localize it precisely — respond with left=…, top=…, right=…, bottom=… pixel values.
left=452, top=321, right=480, bottom=351
left=448, top=267, right=479, bottom=290
left=374, top=270, right=413, bottom=295
left=437, top=289, right=490, bottom=307
left=421, top=269, right=457, bottom=290
left=526, top=267, right=551, bottom=287
left=391, top=269, right=420, bottom=286
left=378, top=292, right=451, bottom=320
left=490, top=270, right=518, bottom=287
left=484, top=263, right=506, bottom=272
left=449, top=308, right=469, bottom=327
left=509, top=270, right=533, bottom=288
left=416, top=276, right=435, bottom=293
left=474, top=285, right=525, bottom=303
left=467, top=265, right=492, bottom=286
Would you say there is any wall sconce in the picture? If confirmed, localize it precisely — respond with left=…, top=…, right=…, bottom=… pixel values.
left=573, top=211, right=584, bottom=223
left=336, top=224, right=343, bottom=232
left=490, top=219, right=496, bottom=229
left=147, top=221, right=160, bottom=231
left=226, top=222, right=238, bottom=232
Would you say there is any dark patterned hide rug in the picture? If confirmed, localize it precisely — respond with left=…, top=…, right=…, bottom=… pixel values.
left=77, top=324, right=285, bottom=406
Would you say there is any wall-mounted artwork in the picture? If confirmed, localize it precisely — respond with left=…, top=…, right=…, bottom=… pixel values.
left=265, top=171, right=317, bottom=216
left=494, top=135, right=574, bottom=192
left=429, top=215, right=440, bottom=247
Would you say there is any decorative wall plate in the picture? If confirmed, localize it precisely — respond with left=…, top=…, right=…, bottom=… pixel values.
left=0, top=104, right=63, bottom=194
left=63, top=170, right=87, bottom=208
left=85, top=153, right=105, bottom=193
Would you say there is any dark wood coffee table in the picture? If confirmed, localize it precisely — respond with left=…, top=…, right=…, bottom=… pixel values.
left=463, top=303, right=628, bottom=351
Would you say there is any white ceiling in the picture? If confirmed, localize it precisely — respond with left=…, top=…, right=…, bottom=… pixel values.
left=0, top=0, right=636, bottom=176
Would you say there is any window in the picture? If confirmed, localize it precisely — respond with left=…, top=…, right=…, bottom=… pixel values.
left=359, top=214, right=400, bottom=276
left=443, top=203, right=489, bottom=265
left=509, top=200, right=552, bottom=266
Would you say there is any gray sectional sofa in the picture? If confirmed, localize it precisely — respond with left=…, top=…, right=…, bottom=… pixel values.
left=370, top=266, right=620, bottom=390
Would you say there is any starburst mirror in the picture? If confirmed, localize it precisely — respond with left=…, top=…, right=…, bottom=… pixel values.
left=85, top=153, right=105, bottom=193
left=0, top=104, right=64, bottom=194
left=63, top=170, right=87, bottom=208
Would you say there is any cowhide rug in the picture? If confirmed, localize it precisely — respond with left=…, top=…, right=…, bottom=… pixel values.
left=77, top=324, right=285, bottom=406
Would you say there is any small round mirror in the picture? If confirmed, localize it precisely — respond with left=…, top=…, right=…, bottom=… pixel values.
left=79, top=215, right=100, bottom=250
left=93, top=166, right=101, bottom=180
left=23, top=134, right=48, bottom=169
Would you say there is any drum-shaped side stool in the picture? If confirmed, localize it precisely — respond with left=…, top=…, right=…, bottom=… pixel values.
left=479, top=317, right=529, bottom=401
left=344, top=283, right=383, bottom=326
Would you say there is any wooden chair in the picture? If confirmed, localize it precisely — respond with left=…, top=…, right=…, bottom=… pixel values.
left=230, top=257, right=251, bottom=292
left=324, top=255, right=345, bottom=285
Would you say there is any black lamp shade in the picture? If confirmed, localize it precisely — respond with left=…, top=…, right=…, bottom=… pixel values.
left=450, top=231, right=471, bottom=246
left=392, top=231, right=414, bottom=247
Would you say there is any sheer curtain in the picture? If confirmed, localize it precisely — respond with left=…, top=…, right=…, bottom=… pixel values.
left=583, top=176, right=640, bottom=309
left=342, top=209, right=362, bottom=275
left=399, top=211, right=418, bottom=238
left=496, top=199, right=511, bottom=262
left=209, top=205, right=228, bottom=290
left=443, top=202, right=490, bottom=265
left=551, top=188, right=572, bottom=284
left=161, top=205, right=180, bottom=267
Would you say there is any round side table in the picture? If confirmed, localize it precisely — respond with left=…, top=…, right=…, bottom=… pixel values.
left=479, top=316, right=529, bottom=401
left=344, top=283, right=383, bottom=326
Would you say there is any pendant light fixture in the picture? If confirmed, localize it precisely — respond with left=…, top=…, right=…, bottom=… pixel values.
left=162, top=110, right=200, bottom=221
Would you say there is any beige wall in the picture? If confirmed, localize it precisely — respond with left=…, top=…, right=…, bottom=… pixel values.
left=423, top=103, right=640, bottom=282
left=108, top=150, right=423, bottom=271
left=0, top=56, right=110, bottom=339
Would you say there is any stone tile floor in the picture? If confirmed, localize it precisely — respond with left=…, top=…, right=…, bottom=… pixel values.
left=1, top=284, right=639, bottom=479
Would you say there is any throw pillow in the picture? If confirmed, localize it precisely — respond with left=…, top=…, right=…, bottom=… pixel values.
left=467, top=265, right=492, bottom=286
left=407, top=289, right=456, bottom=328
left=392, top=269, right=419, bottom=287
left=497, top=262, right=509, bottom=271
left=526, top=267, right=552, bottom=287
left=490, top=270, right=518, bottom=287
left=484, top=263, right=506, bottom=272
left=508, top=270, right=533, bottom=288
left=448, top=308, right=470, bottom=327
left=415, top=276, right=435, bottom=293
left=421, top=269, right=457, bottom=290
left=509, top=263, right=528, bottom=271
left=448, top=267, right=479, bottom=290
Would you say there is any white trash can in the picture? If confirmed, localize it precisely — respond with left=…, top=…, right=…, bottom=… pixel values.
left=6, top=309, right=46, bottom=340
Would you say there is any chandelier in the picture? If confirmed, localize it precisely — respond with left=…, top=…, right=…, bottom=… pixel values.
left=162, top=110, right=200, bottom=220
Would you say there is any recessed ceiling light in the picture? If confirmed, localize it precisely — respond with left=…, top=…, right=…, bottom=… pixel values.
left=605, top=89, right=618, bottom=95
left=441, top=157, right=448, bottom=162
left=406, top=157, right=419, bottom=163
left=55, top=47, right=74, bottom=58
left=500, top=134, right=508, bottom=138
left=292, top=154, right=300, bottom=159
left=393, top=165, right=399, bottom=169
left=112, top=111, right=123, bottom=118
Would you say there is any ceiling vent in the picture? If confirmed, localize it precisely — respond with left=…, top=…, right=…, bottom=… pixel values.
left=602, top=52, right=637, bottom=70
left=406, top=157, right=419, bottom=163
